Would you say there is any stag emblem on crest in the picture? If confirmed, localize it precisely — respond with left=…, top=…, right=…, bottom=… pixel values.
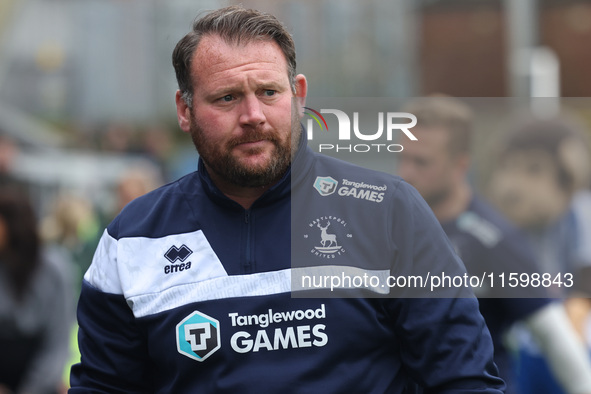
left=314, top=220, right=342, bottom=254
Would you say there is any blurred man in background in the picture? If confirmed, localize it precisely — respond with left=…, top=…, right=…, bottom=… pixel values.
left=397, top=95, right=591, bottom=394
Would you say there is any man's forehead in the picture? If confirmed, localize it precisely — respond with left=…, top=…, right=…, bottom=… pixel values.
left=189, top=34, right=287, bottom=84
left=191, top=34, right=288, bottom=89
left=409, top=126, right=451, bottom=145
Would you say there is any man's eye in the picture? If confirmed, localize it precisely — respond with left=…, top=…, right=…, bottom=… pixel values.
left=263, top=90, right=276, bottom=96
left=220, top=95, right=233, bottom=102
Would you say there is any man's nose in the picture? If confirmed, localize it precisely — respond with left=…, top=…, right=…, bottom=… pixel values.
left=239, top=95, right=266, bottom=127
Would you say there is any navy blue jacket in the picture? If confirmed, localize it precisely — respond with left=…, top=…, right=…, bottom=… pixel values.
left=70, top=135, right=504, bottom=393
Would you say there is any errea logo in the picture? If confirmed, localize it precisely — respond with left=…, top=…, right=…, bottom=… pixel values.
left=165, top=244, right=192, bottom=262
left=164, top=244, right=193, bottom=274
left=176, top=311, right=221, bottom=362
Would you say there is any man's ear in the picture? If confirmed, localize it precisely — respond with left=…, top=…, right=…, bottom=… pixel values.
left=456, top=153, right=470, bottom=174
left=294, top=74, right=307, bottom=109
left=175, top=90, right=191, bottom=133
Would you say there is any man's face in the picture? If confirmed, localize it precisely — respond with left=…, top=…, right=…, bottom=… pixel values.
left=176, top=35, right=306, bottom=188
left=397, top=127, right=459, bottom=207
left=488, top=149, right=571, bottom=229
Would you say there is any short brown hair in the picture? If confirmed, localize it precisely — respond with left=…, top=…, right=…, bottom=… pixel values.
left=172, top=5, right=297, bottom=106
left=403, top=95, right=473, bottom=156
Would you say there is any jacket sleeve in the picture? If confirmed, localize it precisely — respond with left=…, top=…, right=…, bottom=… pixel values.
left=387, top=181, right=505, bottom=392
left=69, top=229, right=152, bottom=393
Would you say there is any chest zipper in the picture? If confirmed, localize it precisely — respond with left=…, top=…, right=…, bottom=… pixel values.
left=244, top=210, right=253, bottom=273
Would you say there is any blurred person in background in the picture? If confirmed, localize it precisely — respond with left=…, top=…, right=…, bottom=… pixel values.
left=40, top=193, right=101, bottom=295
left=397, top=95, right=591, bottom=394
left=487, top=114, right=591, bottom=394
left=47, top=171, right=162, bottom=391
left=0, top=186, right=74, bottom=394
left=91, top=166, right=164, bottom=235
left=141, top=124, right=175, bottom=182
left=39, top=192, right=105, bottom=393
left=114, top=166, right=163, bottom=215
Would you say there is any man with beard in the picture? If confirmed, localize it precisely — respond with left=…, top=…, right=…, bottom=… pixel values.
left=70, top=6, right=504, bottom=393
left=397, top=95, right=591, bottom=394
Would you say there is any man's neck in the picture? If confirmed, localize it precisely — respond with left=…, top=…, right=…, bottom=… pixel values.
left=430, top=181, right=472, bottom=223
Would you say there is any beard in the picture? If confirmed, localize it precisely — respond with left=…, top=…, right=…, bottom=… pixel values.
left=421, top=185, right=451, bottom=209
left=189, top=116, right=301, bottom=188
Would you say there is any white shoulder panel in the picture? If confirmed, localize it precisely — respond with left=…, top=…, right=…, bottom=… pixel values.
left=84, top=230, right=123, bottom=294
left=116, top=229, right=228, bottom=299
